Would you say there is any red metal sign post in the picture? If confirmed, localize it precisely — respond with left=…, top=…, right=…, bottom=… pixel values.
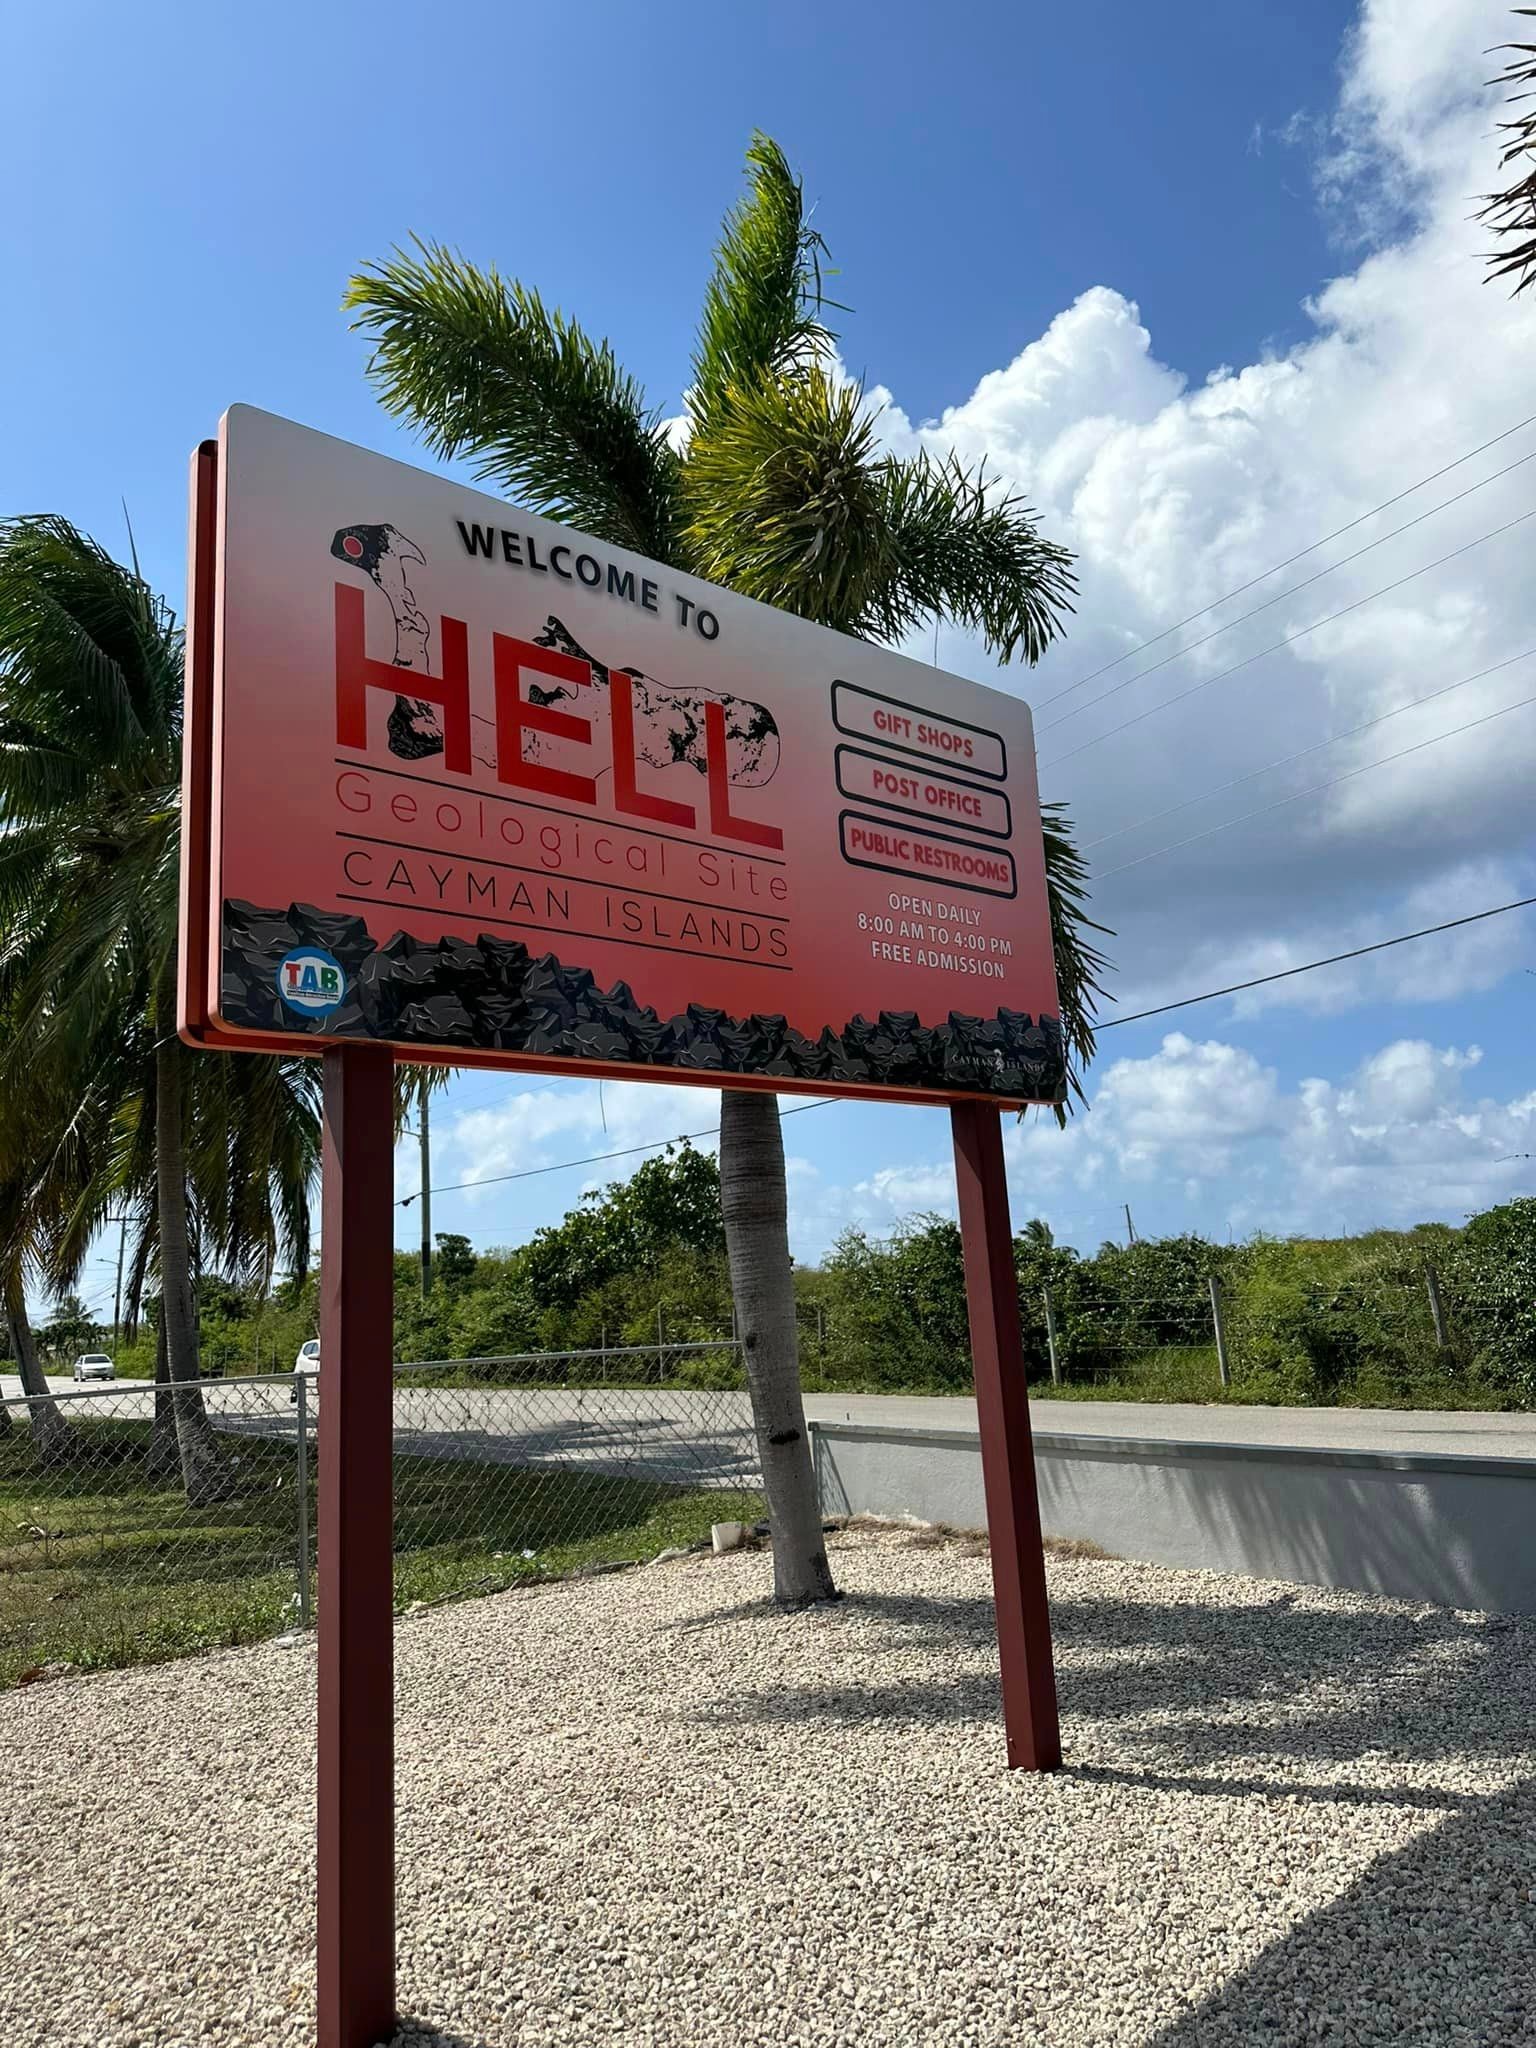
left=951, top=1100, right=1062, bottom=1771
left=317, top=1045, right=398, bottom=2048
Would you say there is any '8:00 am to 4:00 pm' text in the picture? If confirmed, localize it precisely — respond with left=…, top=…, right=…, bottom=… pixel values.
left=857, top=899, right=1012, bottom=976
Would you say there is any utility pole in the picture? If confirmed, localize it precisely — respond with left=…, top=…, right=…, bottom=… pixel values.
left=110, top=1213, right=128, bottom=1358
left=418, top=1091, right=433, bottom=1300
left=1124, top=1203, right=1139, bottom=1246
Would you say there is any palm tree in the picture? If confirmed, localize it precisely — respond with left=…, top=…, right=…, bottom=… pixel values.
left=346, top=137, right=1110, bottom=1600
left=49, top=1004, right=323, bottom=1471
left=0, top=1251, right=70, bottom=1460
left=0, top=517, right=227, bottom=1495
left=1020, top=1219, right=1056, bottom=1251
left=0, top=518, right=323, bottom=1499
left=0, top=1039, right=104, bottom=1461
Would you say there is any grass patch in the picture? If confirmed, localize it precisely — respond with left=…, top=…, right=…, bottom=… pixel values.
left=1030, top=1345, right=1229, bottom=1404
left=0, top=1420, right=758, bottom=1688
left=1023, top=1342, right=1514, bottom=1409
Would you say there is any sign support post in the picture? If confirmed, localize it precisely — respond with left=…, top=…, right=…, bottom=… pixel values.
left=950, top=1100, right=1061, bottom=1772
left=317, top=1044, right=397, bottom=2048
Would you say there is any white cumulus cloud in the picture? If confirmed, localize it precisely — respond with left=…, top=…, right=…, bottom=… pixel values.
left=440, top=1080, right=720, bottom=1202
left=860, top=0, right=1536, bottom=1023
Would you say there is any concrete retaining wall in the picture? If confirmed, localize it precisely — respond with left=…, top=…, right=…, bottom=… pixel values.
left=809, top=1419, right=1536, bottom=1613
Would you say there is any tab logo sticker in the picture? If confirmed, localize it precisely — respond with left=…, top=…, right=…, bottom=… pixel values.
left=277, top=947, right=346, bottom=1016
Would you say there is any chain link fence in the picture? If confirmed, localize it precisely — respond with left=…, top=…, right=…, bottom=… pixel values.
left=5, top=1274, right=1524, bottom=1687
left=0, top=1343, right=761, bottom=1687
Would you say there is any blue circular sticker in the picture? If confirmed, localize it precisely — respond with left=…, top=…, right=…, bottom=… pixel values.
left=276, top=947, right=346, bottom=1018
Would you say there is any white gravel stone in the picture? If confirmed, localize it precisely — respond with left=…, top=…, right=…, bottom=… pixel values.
left=2, top=1530, right=1532, bottom=2046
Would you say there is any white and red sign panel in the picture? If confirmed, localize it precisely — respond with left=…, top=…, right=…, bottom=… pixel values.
left=180, top=406, right=1063, bottom=1105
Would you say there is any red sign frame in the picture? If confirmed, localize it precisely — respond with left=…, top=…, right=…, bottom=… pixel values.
left=179, top=409, right=1064, bottom=1110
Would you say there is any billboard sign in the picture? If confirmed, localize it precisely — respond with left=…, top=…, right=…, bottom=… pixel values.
left=181, top=406, right=1065, bottom=1106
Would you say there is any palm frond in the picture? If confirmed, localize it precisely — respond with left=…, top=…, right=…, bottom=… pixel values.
left=187, top=1050, right=320, bottom=1288
left=1040, top=801, right=1114, bottom=1119
left=345, top=239, right=682, bottom=558
left=0, top=516, right=316, bottom=1326
left=346, top=135, right=1108, bottom=1111
left=870, top=450, right=1077, bottom=663
left=0, top=517, right=179, bottom=772
left=689, top=134, right=835, bottom=437
left=393, top=1060, right=453, bottom=1139
left=681, top=366, right=885, bottom=618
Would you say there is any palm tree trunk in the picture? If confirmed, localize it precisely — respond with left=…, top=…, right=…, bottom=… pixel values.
left=718, top=1089, right=836, bottom=1604
left=147, top=1306, right=178, bottom=1482
left=154, top=965, right=227, bottom=1502
left=4, top=1280, right=72, bottom=1461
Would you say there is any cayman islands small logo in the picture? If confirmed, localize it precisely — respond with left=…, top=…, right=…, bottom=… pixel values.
left=277, top=947, right=346, bottom=1018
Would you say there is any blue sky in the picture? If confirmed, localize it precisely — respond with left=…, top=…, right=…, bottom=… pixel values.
left=7, top=0, right=1534, bottom=1302
left=6, top=0, right=1354, bottom=575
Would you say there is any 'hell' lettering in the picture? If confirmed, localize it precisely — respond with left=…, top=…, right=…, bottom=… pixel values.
left=334, top=583, right=782, bottom=851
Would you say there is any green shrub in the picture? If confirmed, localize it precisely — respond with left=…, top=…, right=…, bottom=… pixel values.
left=1448, top=1197, right=1536, bottom=1401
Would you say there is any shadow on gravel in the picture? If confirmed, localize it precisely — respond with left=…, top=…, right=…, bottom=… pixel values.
left=675, top=1580, right=1535, bottom=1787
left=665, top=1588, right=993, bottom=1638
left=1144, top=1777, right=1536, bottom=2046
left=391, top=2023, right=496, bottom=2048
left=1066, top=1760, right=1478, bottom=1814
left=674, top=1577, right=1536, bottom=2041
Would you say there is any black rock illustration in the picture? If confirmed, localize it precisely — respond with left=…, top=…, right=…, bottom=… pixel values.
left=220, top=899, right=1067, bottom=1103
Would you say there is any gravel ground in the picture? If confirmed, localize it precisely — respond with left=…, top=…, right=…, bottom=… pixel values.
left=2, top=1528, right=1533, bottom=2048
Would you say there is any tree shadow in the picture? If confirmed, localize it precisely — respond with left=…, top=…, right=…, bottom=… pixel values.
left=389, top=2021, right=498, bottom=2048
left=664, top=1587, right=988, bottom=1636
left=1145, top=1776, right=1536, bottom=2044
left=664, top=1572, right=1535, bottom=2038
left=671, top=1577, right=1534, bottom=1789
left=1065, top=1759, right=1477, bottom=1814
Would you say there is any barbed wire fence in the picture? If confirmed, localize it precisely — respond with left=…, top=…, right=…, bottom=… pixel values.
left=0, top=1343, right=761, bottom=1688
left=1031, top=1264, right=1513, bottom=1390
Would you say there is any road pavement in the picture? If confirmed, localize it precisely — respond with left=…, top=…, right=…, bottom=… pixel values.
left=5, top=1376, right=1533, bottom=1479
left=799, top=1392, right=1536, bottom=1460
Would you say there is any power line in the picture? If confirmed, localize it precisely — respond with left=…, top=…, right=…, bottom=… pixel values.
left=1084, top=644, right=1536, bottom=853
left=1099, top=894, right=1536, bottom=1029
left=398, top=1097, right=837, bottom=1207
left=398, top=889, right=1536, bottom=1203
left=1094, top=685, right=1536, bottom=881
left=1037, top=444, right=1536, bottom=734
left=1035, top=411, right=1536, bottom=709
left=1039, top=503, right=1536, bottom=769
left=445, top=1072, right=568, bottom=1117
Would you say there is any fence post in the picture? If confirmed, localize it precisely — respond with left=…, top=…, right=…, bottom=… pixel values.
left=1042, top=1288, right=1063, bottom=1387
left=1426, top=1266, right=1450, bottom=1349
left=295, top=1369, right=313, bottom=1628
left=1209, top=1275, right=1230, bottom=1388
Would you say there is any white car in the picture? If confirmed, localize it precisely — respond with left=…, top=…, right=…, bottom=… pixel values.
left=73, top=1353, right=115, bottom=1382
left=291, top=1339, right=319, bottom=1401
